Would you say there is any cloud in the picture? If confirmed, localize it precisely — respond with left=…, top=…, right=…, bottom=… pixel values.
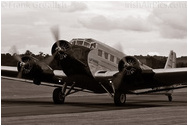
left=33, top=18, right=49, bottom=26
left=78, top=15, right=152, bottom=32
left=60, top=2, right=87, bottom=12
left=149, top=1, right=187, bottom=39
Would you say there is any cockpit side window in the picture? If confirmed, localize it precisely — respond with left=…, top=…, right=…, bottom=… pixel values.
left=90, top=43, right=97, bottom=49
left=84, top=42, right=90, bottom=48
left=71, top=41, right=76, bottom=45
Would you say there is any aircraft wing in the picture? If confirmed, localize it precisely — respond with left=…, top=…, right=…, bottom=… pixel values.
left=153, top=67, right=187, bottom=85
left=94, top=67, right=187, bottom=94
left=1, top=66, right=67, bottom=87
left=1, top=66, right=95, bottom=93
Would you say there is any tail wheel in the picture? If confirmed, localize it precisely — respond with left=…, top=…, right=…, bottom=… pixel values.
left=114, top=91, right=126, bottom=106
left=53, top=88, right=65, bottom=104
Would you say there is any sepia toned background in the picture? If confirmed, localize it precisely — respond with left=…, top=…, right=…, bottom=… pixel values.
left=1, top=1, right=187, bottom=56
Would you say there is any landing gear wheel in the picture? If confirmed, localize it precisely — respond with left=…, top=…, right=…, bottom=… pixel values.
left=114, top=92, right=126, bottom=106
left=53, top=88, right=65, bottom=104
left=168, top=95, right=172, bottom=102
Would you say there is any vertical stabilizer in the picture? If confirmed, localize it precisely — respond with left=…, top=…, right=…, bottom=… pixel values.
left=165, top=50, right=176, bottom=69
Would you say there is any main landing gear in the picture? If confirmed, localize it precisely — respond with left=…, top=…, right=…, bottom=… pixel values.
left=53, top=87, right=65, bottom=104
left=167, top=94, right=172, bottom=102
left=52, top=82, right=76, bottom=104
left=100, top=83, right=126, bottom=106
left=165, top=90, right=173, bottom=102
left=114, top=92, right=126, bottom=106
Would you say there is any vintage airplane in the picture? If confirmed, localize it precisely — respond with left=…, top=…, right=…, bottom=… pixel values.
left=1, top=27, right=187, bottom=106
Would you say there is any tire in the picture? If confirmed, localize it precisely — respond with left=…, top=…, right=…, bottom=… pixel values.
left=168, top=95, right=172, bottom=102
left=53, top=88, right=65, bottom=104
left=114, top=91, right=126, bottom=106
left=33, top=78, right=41, bottom=85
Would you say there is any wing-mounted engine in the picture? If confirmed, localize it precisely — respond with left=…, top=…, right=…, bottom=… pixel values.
left=17, top=56, right=53, bottom=85
left=112, top=56, right=154, bottom=92
left=118, top=56, right=142, bottom=76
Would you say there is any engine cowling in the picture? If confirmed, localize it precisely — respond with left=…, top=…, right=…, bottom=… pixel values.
left=112, top=56, right=143, bottom=91
left=118, top=56, right=141, bottom=76
left=17, top=56, right=51, bottom=85
left=113, top=56, right=154, bottom=91
left=51, top=40, right=71, bottom=60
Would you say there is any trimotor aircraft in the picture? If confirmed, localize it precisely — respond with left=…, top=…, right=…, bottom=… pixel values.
left=1, top=27, right=187, bottom=106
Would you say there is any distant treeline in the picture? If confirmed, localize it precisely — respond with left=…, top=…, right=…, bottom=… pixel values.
left=1, top=52, right=187, bottom=70
left=1, top=51, right=61, bottom=70
left=135, top=55, right=187, bottom=68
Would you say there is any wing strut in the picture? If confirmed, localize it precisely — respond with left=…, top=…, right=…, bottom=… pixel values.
left=64, top=82, right=76, bottom=96
left=99, top=82, right=114, bottom=98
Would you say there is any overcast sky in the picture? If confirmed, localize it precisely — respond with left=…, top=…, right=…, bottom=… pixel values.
left=1, top=1, right=187, bottom=57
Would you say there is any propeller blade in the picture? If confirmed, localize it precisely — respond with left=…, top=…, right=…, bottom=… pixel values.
left=9, top=46, right=22, bottom=62
left=9, top=45, right=19, bottom=55
left=51, top=25, right=60, bottom=47
left=122, top=58, right=127, bottom=64
left=17, top=66, right=24, bottom=78
left=43, top=56, right=54, bottom=65
left=14, top=54, right=22, bottom=62
left=122, top=57, right=130, bottom=67
left=113, top=42, right=123, bottom=53
left=43, top=51, right=58, bottom=65
left=112, top=70, right=126, bottom=90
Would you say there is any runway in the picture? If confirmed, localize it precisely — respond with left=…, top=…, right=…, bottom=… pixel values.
left=1, top=78, right=187, bottom=125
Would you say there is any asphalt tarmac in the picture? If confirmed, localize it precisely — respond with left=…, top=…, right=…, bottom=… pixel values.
left=1, top=78, right=187, bottom=125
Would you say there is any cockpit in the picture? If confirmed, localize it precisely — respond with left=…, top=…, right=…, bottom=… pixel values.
left=70, top=38, right=97, bottom=49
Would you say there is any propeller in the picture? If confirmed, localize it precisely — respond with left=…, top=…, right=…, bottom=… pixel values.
left=112, top=56, right=141, bottom=90
left=113, top=42, right=124, bottom=53
left=9, top=46, right=22, bottom=62
left=50, top=25, right=71, bottom=63
left=51, top=25, right=60, bottom=48
left=118, top=56, right=139, bottom=75
left=112, top=69, right=126, bottom=90
left=17, top=56, right=33, bottom=78
left=17, top=64, right=24, bottom=78
left=43, top=51, right=58, bottom=65
left=9, top=46, right=25, bottom=78
left=47, top=25, right=62, bottom=64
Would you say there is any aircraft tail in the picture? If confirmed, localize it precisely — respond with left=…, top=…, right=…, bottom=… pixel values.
left=164, top=50, right=176, bottom=69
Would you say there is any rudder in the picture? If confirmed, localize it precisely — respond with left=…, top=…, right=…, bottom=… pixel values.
left=165, top=50, right=176, bottom=69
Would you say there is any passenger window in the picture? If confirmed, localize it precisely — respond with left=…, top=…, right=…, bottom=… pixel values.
left=116, top=58, right=120, bottom=64
left=110, top=55, right=114, bottom=62
left=98, top=49, right=102, bottom=57
left=104, top=52, right=108, bottom=59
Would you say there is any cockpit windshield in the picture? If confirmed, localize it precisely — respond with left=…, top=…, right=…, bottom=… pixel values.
left=70, top=38, right=97, bottom=49
left=77, top=41, right=83, bottom=46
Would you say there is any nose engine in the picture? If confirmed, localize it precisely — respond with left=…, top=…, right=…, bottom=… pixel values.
left=51, top=40, right=71, bottom=60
